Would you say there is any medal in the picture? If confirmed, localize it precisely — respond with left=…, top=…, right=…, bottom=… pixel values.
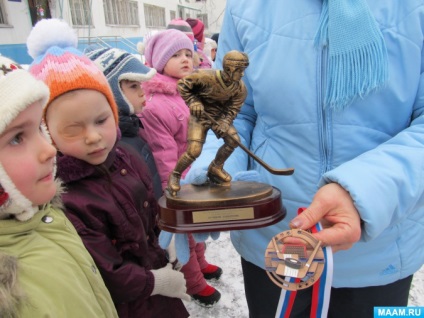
left=266, top=208, right=333, bottom=318
left=265, top=228, right=325, bottom=290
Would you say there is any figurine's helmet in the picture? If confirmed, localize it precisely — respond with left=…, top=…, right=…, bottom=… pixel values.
left=223, top=51, right=249, bottom=71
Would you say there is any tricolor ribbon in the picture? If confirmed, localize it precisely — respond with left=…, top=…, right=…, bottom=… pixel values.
left=275, top=208, right=333, bottom=318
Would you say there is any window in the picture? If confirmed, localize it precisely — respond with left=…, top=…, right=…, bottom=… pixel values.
left=144, top=4, right=165, bottom=28
left=197, top=13, right=208, bottom=28
left=0, top=0, right=8, bottom=25
left=104, top=0, right=139, bottom=26
left=128, top=1, right=139, bottom=25
left=170, top=10, right=176, bottom=21
left=69, top=0, right=92, bottom=26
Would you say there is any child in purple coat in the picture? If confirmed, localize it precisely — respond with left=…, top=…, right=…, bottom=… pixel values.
left=27, top=19, right=189, bottom=318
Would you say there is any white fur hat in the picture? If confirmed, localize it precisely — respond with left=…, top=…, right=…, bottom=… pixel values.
left=0, top=55, right=50, bottom=221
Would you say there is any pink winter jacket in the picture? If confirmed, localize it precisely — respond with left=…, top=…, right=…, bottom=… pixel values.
left=139, top=73, right=190, bottom=189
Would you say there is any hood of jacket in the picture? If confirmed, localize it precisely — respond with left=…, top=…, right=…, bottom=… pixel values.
left=119, top=114, right=142, bottom=138
left=142, top=72, right=180, bottom=97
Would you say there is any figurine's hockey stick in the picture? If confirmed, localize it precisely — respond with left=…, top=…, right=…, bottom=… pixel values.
left=203, top=113, right=294, bottom=176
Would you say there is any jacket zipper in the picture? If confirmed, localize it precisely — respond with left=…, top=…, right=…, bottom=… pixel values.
left=318, top=47, right=332, bottom=175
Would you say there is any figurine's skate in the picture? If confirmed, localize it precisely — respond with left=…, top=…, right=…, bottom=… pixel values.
left=207, top=161, right=231, bottom=185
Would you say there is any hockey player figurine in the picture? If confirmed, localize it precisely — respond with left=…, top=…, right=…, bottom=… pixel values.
left=167, top=50, right=249, bottom=196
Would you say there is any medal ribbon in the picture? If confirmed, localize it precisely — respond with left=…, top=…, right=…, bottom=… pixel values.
left=275, top=208, right=333, bottom=318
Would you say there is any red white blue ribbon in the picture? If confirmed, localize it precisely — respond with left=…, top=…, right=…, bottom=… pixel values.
left=275, top=208, right=333, bottom=318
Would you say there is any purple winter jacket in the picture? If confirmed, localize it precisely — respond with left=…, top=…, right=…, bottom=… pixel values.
left=56, top=142, right=188, bottom=318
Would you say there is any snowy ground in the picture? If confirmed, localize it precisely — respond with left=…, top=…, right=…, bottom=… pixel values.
left=184, top=232, right=424, bottom=318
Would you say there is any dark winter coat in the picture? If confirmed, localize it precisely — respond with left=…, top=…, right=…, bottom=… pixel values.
left=119, top=114, right=163, bottom=200
left=56, top=143, right=188, bottom=318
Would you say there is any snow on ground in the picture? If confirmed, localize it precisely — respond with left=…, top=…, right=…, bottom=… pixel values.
left=184, top=232, right=424, bottom=318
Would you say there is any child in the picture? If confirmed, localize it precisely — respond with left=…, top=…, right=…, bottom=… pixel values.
left=204, top=38, right=217, bottom=63
left=140, top=28, right=222, bottom=307
left=166, top=18, right=201, bottom=69
left=26, top=19, right=190, bottom=318
left=0, top=56, right=117, bottom=317
left=85, top=46, right=162, bottom=199
left=186, top=18, right=212, bottom=69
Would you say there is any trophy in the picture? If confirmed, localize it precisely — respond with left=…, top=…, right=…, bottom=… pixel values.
left=158, top=51, right=294, bottom=233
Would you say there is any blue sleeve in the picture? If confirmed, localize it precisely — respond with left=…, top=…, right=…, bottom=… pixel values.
left=321, top=73, right=424, bottom=241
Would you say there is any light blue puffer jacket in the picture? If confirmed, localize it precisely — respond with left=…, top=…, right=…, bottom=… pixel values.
left=191, top=0, right=424, bottom=287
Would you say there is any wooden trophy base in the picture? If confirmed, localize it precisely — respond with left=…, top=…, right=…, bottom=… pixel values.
left=158, top=181, right=286, bottom=233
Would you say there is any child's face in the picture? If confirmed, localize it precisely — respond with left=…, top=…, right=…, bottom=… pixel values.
left=163, top=49, right=193, bottom=79
left=0, top=101, right=57, bottom=205
left=120, top=80, right=146, bottom=113
left=46, top=89, right=117, bottom=166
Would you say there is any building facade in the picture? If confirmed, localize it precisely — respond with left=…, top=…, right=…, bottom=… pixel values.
left=0, top=0, right=225, bottom=63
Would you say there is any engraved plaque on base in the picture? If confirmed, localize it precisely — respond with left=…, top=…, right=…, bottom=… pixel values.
left=158, top=181, right=286, bottom=233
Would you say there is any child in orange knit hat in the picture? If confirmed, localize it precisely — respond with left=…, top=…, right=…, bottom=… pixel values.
left=27, top=18, right=189, bottom=318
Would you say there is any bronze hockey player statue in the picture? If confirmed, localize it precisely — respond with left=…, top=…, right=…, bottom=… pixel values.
left=159, top=51, right=293, bottom=232
left=167, top=50, right=249, bottom=196
left=167, top=50, right=294, bottom=196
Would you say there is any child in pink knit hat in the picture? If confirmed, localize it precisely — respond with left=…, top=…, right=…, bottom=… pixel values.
left=141, top=29, right=222, bottom=308
left=166, top=19, right=201, bottom=68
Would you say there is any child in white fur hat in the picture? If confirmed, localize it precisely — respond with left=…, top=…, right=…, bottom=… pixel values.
left=0, top=56, right=117, bottom=317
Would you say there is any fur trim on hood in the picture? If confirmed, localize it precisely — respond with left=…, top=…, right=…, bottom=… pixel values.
left=0, top=254, right=25, bottom=318
left=50, top=179, right=65, bottom=211
left=142, top=72, right=179, bottom=97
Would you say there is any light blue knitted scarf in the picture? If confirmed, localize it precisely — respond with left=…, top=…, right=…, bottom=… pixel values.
left=315, top=0, right=388, bottom=110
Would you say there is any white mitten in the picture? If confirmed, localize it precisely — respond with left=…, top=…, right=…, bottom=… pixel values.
left=151, top=263, right=191, bottom=301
